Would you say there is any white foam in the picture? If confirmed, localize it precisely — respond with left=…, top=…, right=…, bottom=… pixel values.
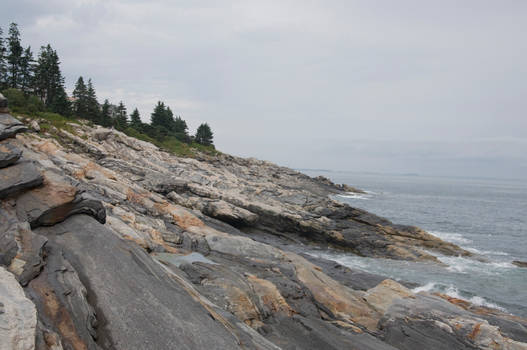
left=437, top=255, right=516, bottom=274
left=429, top=231, right=472, bottom=244
left=413, top=283, right=506, bottom=312
left=444, top=285, right=506, bottom=311
left=466, top=247, right=510, bottom=256
left=412, top=282, right=436, bottom=293
left=336, top=192, right=371, bottom=200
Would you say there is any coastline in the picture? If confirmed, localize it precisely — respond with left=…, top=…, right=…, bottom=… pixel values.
left=1, top=107, right=527, bottom=349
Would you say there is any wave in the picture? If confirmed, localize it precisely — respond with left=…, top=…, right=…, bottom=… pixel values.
left=336, top=192, right=372, bottom=200
left=437, top=255, right=516, bottom=274
left=466, top=247, right=510, bottom=256
left=428, top=231, right=472, bottom=244
left=413, top=283, right=506, bottom=312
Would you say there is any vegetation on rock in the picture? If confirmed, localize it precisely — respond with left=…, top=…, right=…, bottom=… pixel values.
left=0, top=22, right=216, bottom=157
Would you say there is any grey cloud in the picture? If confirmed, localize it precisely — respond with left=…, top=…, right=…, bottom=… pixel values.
left=1, top=0, right=526, bottom=179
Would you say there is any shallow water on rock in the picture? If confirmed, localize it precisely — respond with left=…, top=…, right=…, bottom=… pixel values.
left=303, top=171, right=527, bottom=317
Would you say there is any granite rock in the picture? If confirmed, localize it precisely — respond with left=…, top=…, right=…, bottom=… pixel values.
left=0, top=113, right=28, bottom=140
left=0, top=160, right=43, bottom=199
left=0, top=142, right=22, bottom=168
left=0, top=266, right=37, bottom=350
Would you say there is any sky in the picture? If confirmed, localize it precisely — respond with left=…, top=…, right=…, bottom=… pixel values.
left=2, top=0, right=527, bottom=179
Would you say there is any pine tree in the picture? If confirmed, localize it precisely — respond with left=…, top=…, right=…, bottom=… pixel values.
left=130, top=108, right=141, bottom=128
left=100, top=99, right=113, bottom=127
left=72, top=76, right=88, bottom=117
left=195, top=123, right=214, bottom=146
left=150, top=101, right=167, bottom=128
left=33, top=44, right=70, bottom=115
left=86, top=78, right=100, bottom=121
left=0, top=26, right=8, bottom=90
left=49, top=86, right=71, bottom=116
left=19, top=46, right=35, bottom=94
left=7, top=23, right=23, bottom=88
left=174, top=116, right=188, bottom=134
left=114, top=101, right=128, bottom=130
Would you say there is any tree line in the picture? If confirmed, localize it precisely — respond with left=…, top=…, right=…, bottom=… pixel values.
left=0, top=23, right=213, bottom=147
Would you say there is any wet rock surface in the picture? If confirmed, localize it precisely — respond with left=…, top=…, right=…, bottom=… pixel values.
left=0, top=108, right=525, bottom=349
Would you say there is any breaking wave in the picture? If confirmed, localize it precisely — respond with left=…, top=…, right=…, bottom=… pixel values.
left=412, top=283, right=507, bottom=312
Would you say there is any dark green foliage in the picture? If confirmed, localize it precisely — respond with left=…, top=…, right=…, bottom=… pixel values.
left=149, top=101, right=190, bottom=142
left=2, top=88, right=45, bottom=114
left=73, top=76, right=88, bottom=116
left=86, top=79, right=99, bottom=121
left=7, top=23, right=23, bottom=88
left=33, top=44, right=70, bottom=115
left=48, top=86, right=71, bottom=116
left=195, top=123, right=214, bottom=146
left=72, top=77, right=99, bottom=121
left=19, top=46, right=35, bottom=94
left=100, top=99, right=113, bottom=127
left=130, top=108, right=142, bottom=128
left=114, top=101, right=128, bottom=130
left=150, top=101, right=169, bottom=129
left=0, top=27, right=8, bottom=90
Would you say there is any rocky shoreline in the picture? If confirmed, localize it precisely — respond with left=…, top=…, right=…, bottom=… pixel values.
left=1, top=93, right=526, bottom=349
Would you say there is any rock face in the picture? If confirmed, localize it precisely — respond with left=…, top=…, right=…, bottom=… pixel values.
left=0, top=160, right=43, bottom=199
left=0, top=267, right=37, bottom=350
left=0, top=143, right=22, bottom=168
left=0, top=106, right=525, bottom=350
left=1, top=113, right=28, bottom=140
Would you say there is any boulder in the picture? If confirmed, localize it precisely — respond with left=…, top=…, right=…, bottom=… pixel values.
left=363, top=279, right=414, bottom=314
left=0, top=160, right=43, bottom=199
left=29, top=120, right=40, bottom=132
left=202, top=200, right=259, bottom=226
left=0, top=142, right=22, bottom=168
left=513, top=261, right=527, bottom=268
left=0, top=113, right=27, bottom=140
left=15, top=170, right=106, bottom=228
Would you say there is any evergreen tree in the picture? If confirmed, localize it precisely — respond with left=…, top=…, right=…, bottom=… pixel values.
left=0, top=26, right=8, bottom=89
left=150, top=101, right=168, bottom=128
left=19, top=46, right=35, bottom=94
left=33, top=44, right=70, bottom=115
left=48, top=86, right=71, bottom=116
left=72, top=76, right=88, bottom=117
left=174, top=116, right=188, bottom=134
left=130, top=108, right=141, bottom=128
left=195, top=123, right=214, bottom=146
left=114, top=101, right=127, bottom=130
left=86, top=78, right=100, bottom=121
left=7, top=23, right=23, bottom=88
left=100, top=99, right=113, bottom=127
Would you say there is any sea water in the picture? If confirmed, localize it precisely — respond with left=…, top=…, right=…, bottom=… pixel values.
left=302, top=171, right=527, bottom=317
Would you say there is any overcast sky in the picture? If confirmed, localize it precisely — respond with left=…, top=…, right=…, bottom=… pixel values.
left=2, top=0, right=527, bottom=179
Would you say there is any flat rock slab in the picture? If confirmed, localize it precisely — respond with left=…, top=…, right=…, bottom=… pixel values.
left=35, top=215, right=253, bottom=350
left=0, top=161, right=43, bottom=199
left=152, top=252, right=218, bottom=267
left=0, top=114, right=27, bottom=140
left=0, top=142, right=22, bottom=168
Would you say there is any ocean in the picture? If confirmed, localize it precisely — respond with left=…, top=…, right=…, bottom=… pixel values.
left=302, top=171, right=527, bottom=317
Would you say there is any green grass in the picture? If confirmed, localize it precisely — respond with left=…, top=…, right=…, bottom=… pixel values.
left=4, top=90, right=219, bottom=158
left=123, top=127, right=219, bottom=157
